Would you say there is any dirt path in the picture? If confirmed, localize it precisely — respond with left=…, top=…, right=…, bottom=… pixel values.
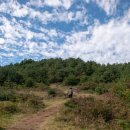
left=6, top=104, right=62, bottom=130
left=6, top=93, right=103, bottom=130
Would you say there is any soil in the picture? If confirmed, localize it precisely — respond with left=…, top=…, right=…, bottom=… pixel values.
left=6, top=105, right=61, bottom=130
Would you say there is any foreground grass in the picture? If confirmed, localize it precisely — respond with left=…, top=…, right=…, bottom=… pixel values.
left=56, top=95, right=130, bottom=130
left=1, top=83, right=130, bottom=130
left=40, top=116, right=82, bottom=130
left=0, top=87, right=46, bottom=128
left=0, top=112, right=24, bottom=129
left=0, top=84, right=67, bottom=129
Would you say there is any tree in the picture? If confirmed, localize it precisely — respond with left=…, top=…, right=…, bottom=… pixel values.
left=64, top=74, right=80, bottom=86
left=25, top=79, right=34, bottom=87
left=101, top=66, right=120, bottom=83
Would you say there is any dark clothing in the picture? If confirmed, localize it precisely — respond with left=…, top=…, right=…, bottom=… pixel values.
left=68, top=93, right=73, bottom=98
left=68, top=89, right=73, bottom=98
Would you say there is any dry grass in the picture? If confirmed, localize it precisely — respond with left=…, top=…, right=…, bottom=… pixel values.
left=39, top=114, right=82, bottom=130
left=0, top=84, right=67, bottom=129
left=0, top=112, right=25, bottom=128
left=0, top=87, right=47, bottom=129
left=58, top=95, right=130, bottom=130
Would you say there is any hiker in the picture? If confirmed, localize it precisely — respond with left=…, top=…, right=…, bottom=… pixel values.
left=67, top=87, right=73, bottom=98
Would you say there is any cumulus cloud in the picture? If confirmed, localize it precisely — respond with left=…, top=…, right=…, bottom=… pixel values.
left=28, top=0, right=73, bottom=10
left=95, top=0, right=119, bottom=15
left=86, top=0, right=119, bottom=15
left=57, top=11, right=130, bottom=64
left=0, top=0, right=29, bottom=17
left=0, top=0, right=130, bottom=65
left=0, top=38, right=5, bottom=44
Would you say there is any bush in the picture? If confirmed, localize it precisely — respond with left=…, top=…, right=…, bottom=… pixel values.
left=100, top=68, right=120, bottom=83
left=94, top=85, right=108, bottom=94
left=25, top=79, right=34, bottom=87
left=48, top=88, right=56, bottom=97
left=0, top=127, right=5, bottom=130
left=17, top=93, right=35, bottom=102
left=79, top=82, right=97, bottom=91
left=0, top=90, right=17, bottom=101
left=111, top=83, right=126, bottom=98
left=0, top=102, right=18, bottom=114
left=64, top=99, right=77, bottom=109
left=59, top=96, right=130, bottom=129
left=64, top=75, right=80, bottom=86
left=28, top=98, right=45, bottom=110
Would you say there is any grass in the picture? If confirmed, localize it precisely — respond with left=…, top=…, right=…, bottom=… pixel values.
left=0, top=112, right=24, bottom=128
left=79, top=82, right=109, bottom=95
left=0, top=87, right=46, bottom=128
left=0, top=84, right=67, bottom=128
left=39, top=113, right=82, bottom=130
left=58, top=95, right=130, bottom=130
left=1, top=83, right=130, bottom=130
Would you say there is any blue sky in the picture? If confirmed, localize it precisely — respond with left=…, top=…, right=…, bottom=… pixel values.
left=0, top=0, right=130, bottom=65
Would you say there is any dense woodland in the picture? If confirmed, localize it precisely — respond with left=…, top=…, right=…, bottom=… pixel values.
left=0, top=58, right=130, bottom=87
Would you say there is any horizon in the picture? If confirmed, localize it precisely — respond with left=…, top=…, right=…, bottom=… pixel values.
left=0, top=0, right=130, bottom=66
left=1, top=57, right=130, bottom=67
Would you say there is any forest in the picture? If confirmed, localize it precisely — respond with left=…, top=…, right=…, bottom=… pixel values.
left=0, top=58, right=130, bottom=87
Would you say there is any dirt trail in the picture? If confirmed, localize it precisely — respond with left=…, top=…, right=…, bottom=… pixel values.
left=6, top=93, right=102, bottom=130
left=6, top=104, right=62, bottom=130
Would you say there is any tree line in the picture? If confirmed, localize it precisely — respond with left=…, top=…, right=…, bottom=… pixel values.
left=0, top=58, right=130, bottom=87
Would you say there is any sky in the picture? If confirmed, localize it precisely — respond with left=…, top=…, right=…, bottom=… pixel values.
left=0, top=0, right=130, bottom=65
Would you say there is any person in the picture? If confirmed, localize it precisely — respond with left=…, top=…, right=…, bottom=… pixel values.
left=67, top=87, right=73, bottom=98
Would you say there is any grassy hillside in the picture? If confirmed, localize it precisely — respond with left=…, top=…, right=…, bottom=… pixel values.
left=0, top=58, right=130, bottom=129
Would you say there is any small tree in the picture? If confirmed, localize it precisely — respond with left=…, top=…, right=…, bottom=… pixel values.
left=64, top=74, right=80, bottom=86
left=25, top=79, right=34, bottom=87
left=48, top=88, right=56, bottom=97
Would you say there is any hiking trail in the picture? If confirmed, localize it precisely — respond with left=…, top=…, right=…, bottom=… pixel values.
left=6, top=93, right=101, bottom=130
left=6, top=103, right=62, bottom=130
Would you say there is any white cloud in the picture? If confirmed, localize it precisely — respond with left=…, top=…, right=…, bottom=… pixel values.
left=0, top=0, right=130, bottom=65
left=44, top=0, right=61, bottom=8
left=56, top=11, right=130, bottom=64
left=86, top=0, right=119, bottom=15
left=0, top=38, right=5, bottom=44
left=0, top=0, right=29, bottom=17
left=12, top=6, right=28, bottom=17
left=96, top=0, right=119, bottom=15
left=28, top=0, right=73, bottom=10
left=62, top=0, right=74, bottom=10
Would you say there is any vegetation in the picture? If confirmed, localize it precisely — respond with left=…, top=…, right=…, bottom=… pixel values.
left=1, top=58, right=129, bottom=87
left=60, top=96, right=130, bottom=130
left=0, top=88, right=45, bottom=128
left=1, top=58, right=130, bottom=129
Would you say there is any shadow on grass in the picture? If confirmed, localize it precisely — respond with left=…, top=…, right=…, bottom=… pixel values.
left=0, top=127, right=5, bottom=130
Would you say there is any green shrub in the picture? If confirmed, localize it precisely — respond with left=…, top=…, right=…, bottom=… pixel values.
left=60, top=96, right=130, bottom=129
left=111, top=83, right=126, bottom=98
left=25, top=79, right=34, bottom=87
left=28, top=98, right=45, bottom=110
left=117, top=119, right=130, bottom=130
left=0, top=90, right=17, bottom=101
left=94, top=85, right=108, bottom=94
left=17, top=93, right=34, bottom=102
left=123, top=89, right=130, bottom=102
left=79, top=82, right=97, bottom=91
left=0, top=102, right=18, bottom=114
left=64, top=75, right=80, bottom=86
left=64, top=99, right=77, bottom=109
left=0, top=127, right=5, bottom=130
left=48, top=88, right=56, bottom=96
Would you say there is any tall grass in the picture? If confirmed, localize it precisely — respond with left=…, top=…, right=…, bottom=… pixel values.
left=0, top=88, right=45, bottom=128
left=59, top=96, right=130, bottom=129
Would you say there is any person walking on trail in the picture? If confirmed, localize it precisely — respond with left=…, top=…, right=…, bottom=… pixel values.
left=67, top=87, right=73, bottom=98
